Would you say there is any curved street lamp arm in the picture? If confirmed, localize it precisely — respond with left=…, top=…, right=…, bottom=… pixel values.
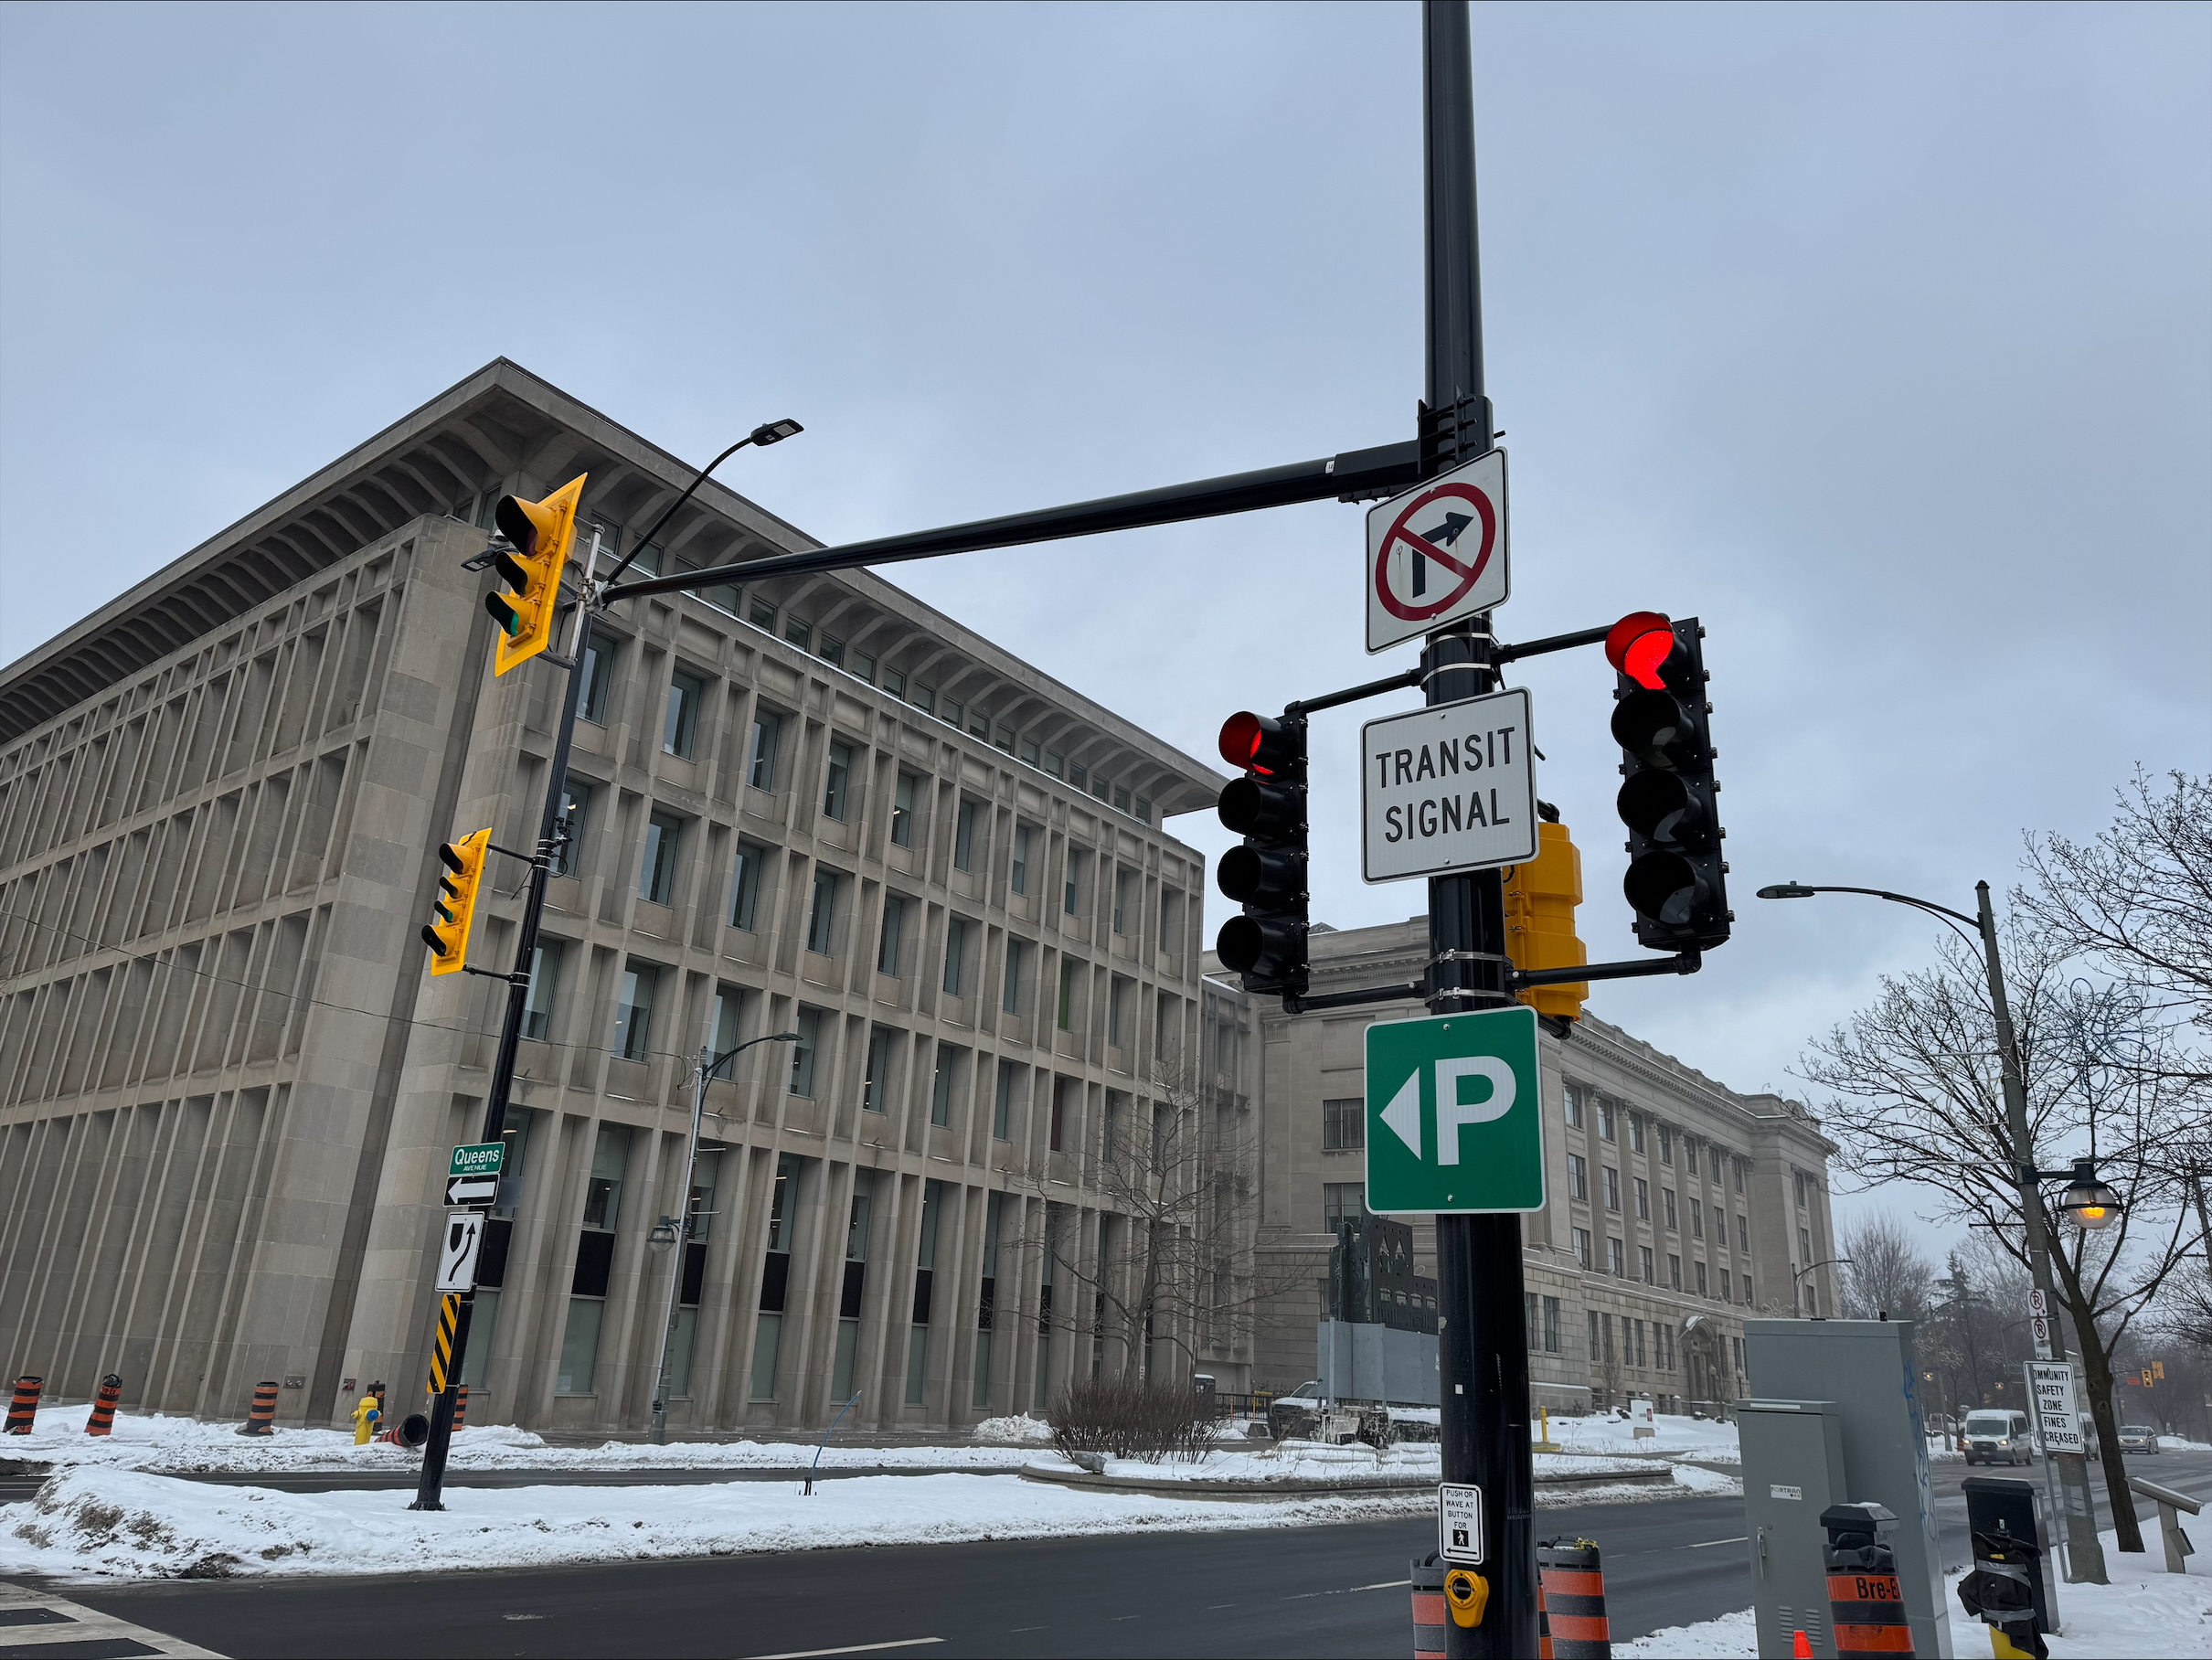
left=1795, top=1256, right=1851, bottom=1284
left=1760, top=883, right=1983, bottom=951
left=706, top=1029, right=803, bottom=1080
left=600, top=420, right=803, bottom=590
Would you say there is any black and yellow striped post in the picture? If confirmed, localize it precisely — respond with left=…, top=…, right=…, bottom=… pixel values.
left=428, top=1293, right=462, bottom=1396
left=412, top=1292, right=473, bottom=1509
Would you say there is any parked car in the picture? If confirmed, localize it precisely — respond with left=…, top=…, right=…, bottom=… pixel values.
left=1268, top=1381, right=1324, bottom=1441
left=2118, top=1424, right=2161, bottom=1455
left=1963, top=1409, right=2037, bottom=1465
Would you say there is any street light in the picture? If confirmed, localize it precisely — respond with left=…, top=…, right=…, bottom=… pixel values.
left=1754, top=874, right=2109, bottom=1582
left=1793, top=1257, right=1849, bottom=1316
left=647, top=1028, right=803, bottom=1445
left=2049, top=1158, right=2121, bottom=1232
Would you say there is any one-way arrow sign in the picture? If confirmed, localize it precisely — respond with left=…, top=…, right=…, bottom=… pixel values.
left=1366, top=1006, right=1545, bottom=1215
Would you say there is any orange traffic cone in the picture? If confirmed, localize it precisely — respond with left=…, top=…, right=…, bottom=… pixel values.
left=1794, top=1633, right=1813, bottom=1658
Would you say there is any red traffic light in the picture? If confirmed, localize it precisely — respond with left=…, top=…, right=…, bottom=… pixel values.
left=1219, top=711, right=1265, bottom=770
left=1605, top=612, right=1676, bottom=690
left=1218, top=711, right=1301, bottom=776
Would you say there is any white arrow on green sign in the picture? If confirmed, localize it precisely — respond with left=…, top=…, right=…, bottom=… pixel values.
left=1365, top=1006, right=1545, bottom=1214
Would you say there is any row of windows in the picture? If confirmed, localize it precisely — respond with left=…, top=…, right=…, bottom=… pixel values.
left=1562, top=1080, right=1750, bottom=1194
left=1569, top=1225, right=1754, bottom=1305
left=1562, top=1155, right=1750, bottom=1248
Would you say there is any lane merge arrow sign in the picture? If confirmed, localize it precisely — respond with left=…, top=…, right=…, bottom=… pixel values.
left=436, top=1210, right=485, bottom=1293
left=445, top=1140, right=504, bottom=1208
left=1367, top=448, right=1509, bottom=654
left=1366, top=1006, right=1545, bottom=1214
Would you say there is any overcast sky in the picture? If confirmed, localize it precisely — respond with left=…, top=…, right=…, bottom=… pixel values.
left=4, top=3, right=2207, bottom=1237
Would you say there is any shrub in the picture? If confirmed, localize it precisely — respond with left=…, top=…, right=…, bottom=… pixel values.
left=1048, top=1375, right=1220, bottom=1464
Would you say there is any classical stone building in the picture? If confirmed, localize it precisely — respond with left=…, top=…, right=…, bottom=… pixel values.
left=0, top=360, right=1239, bottom=1433
left=1217, top=917, right=1841, bottom=1415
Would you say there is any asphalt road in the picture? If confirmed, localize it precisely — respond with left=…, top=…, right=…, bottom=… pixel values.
left=17, top=1451, right=2212, bottom=1660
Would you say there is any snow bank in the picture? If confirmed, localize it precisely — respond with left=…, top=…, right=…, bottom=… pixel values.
left=1042, top=1442, right=1656, bottom=1484
left=1537, top=1411, right=1740, bottom=1462
left=0, top=1463, right=1425, bottom=1582
left=1667, top=1463, right=1743, bottom=1497
left=970, top=1414, right=1054, bottom=1444
left=2, top=1407, right=1037, bottom=1475
left=1619, top=1527, right=2212, bottom=1658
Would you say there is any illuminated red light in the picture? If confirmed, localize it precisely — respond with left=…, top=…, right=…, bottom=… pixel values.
left=1604, top=612, right=1676, bottom=690
left=1218, top=712, right=1266, bottom=771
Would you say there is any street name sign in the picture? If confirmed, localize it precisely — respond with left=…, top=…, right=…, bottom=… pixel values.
left=1366, top=448, right=1508, bottom=654
left=1366, top=1006, right=1545, bottom=1214
left=1362, top=688, right=1537, bottom=883
left=436, top=1211, right=484, bottom=1293
left=445, top=1140, right=504, bottom=1208
left=2026, top=1360, right=2085, bottom=1456
left=1439, top=1482, right=1484, bottom=1565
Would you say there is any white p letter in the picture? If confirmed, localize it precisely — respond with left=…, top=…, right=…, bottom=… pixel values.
left=1434, top=1058, right=1515, bottom=1165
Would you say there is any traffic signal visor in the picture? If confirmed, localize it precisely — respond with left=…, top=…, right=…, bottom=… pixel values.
left=487, top=474, right=587, bottom=676
left=420, top=828, right=491, bottom=976
left=1604, top=611, right=1678, bottom=690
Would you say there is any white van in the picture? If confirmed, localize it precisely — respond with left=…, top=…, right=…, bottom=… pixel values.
left=1963, top=1408, right=2036, bottom=1465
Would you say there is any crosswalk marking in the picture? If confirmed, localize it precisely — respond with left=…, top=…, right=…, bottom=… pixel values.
left=0, top=1580, right=225, bottom=1658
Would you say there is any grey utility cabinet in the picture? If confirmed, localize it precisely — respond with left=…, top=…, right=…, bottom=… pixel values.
left=1745, top=1319, right=1954, bottom=1659
left=1740, top=1399, right=1851, bottom=1658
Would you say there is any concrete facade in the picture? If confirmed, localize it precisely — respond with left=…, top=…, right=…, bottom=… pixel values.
left=1218, top=917, right=1841, bottom=1415
left=0, top=360, right=1243, bottom=1433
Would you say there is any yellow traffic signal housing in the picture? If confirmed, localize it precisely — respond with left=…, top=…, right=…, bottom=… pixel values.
left=1505, top=817, right=1588, bottom=1021
left=486, top=474, right=587, bottom=676
left=420, top=828, right=491, bottom=976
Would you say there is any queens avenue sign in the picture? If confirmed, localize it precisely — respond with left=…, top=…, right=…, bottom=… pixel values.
left=1361, top=687, right=1537, bottom=883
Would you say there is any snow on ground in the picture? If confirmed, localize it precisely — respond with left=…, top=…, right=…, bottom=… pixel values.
left=0, top=1463, right=1426, bottom=1583
left=1537, top=1411, right=1741, bottom=1463
left=2, top=1406, right=1040, bottom=1475
left=1666, top=1463, right=1743, bottom=1498
left=2158, top=1433, right=2212, bottom=1452
left=1032, top=1442, right=1658, bottom=1485
left=969, top=1413, right=1053, bottom=1444
left=1619, top=1527, right=2212, bottom=1659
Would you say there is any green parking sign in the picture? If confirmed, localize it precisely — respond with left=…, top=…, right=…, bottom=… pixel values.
left=1365, top=1006, right=1545, bottom=1214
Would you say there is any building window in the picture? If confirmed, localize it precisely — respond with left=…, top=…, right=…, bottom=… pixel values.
left=1629, top=1112, right=1646, bottom=1154
left=664, top=670, right=704, bottom=758
left=1573, top=1228, right=1591, bottom=1269
left=891, top=773, right=919, bottom=848
left=852, top=651, right=876, bottom=685
left=1663, top=1187, right=1678, bottom=1230
left=1608, top=1237, right=1625, bottom=1277
left=1323, top=1098, right=1365, bottom=1152
left=1111, top=784, right=1130, bottom=812
left=789, top=1007, right=822, bottom=1096
left=931, top=1045, right=959, bottom=1128
left=1541, top=1295, right=1560, bottom=1353
left=1063, top=848, right=1084, bottom=916
left=748, top=710, right=782, bottom=792
left=612, top=963, right=656, bottom=1061
left=806, top=870, right=839, bottom=955
left=1602, top=1166, right=1621, bottom=1212
left=1709, top=1145, right=1724, bottom=1182
left=1738, top=1213, right=1750, bottom=1252
left=823, top=740, right=855, bottom=821
left=640, top=812, right=682, bottom=904
left=558, top=1124, right=632, bottom=1395
left=1640, top=1244, right=1655, bottom=1284
left=953, top=800, right=980, bottom=871
left=1696, top=1261, right=1708, bottom=1296
left=941, top=697, right=962, bottom=729
left=1002, top=939, right=1026, bottom=1015
left=1669, top=1253, right=1682, bottom=1290
left=993, top=1060, right=1016, bottom=1141
left=1112, top=868, right=1133, bottom=934
left=1019, top=739, right=1040, bottom=766
left=551, top=782, right=590, bottom=878
left=820, top=634, right=845, bottom=669
left=878, top=894, right=907, bottom=976
left=943, top=917, right=970, bottom=996
left=1049, top=1080, right=1068, bottom=1152
left=1659, top=1124, right=1674, bottom=1166
left=1057, top=959, right=1076, bottom=1030
left=1800, top=1226, right=1813, bottom=1265
left=970, top=712, right=990, bottom=740
left=1108, top=975, right=1130, bottom=1047
left=1720, top=1270, right=1733, bottom=1302
left=1690, top=1197, right=1704, bottom=1239
left=577, top=631, right=614, bottom=724
left=707, top=984, right=745, bottom=1079
left=1634, top=1176, right=1650, bottom=1220
left=863, top=1026, right=894, bottom=1112
left=750, top=597, right=777, bottom=632
left=523, top=941, right=564, bottom=1041
left=1323, top=1182, right=1368, bottom=1233
left=882, top=667, right=906, bottom=700
left=784, top=616, right=813, bottom=654
left=1567, top=1154, right=1588, bottom=1201
left=912, top=684, right=935, bottom=715
left=1794, top=1170, right=1810, bottom=1209
left=1598, top=1101, right=1616, bottom=1143
left=729, top=839, right=768, bottom=930
left=1011, top=825, right=1035, bottom=895
left=1733, top=1158, right=1745, bottom=1195
left=1563, top=1085, right=1583, bottom=1130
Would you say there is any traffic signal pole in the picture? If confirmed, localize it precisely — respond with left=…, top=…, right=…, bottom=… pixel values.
left=1420, top=5, right=1537, bottom=1655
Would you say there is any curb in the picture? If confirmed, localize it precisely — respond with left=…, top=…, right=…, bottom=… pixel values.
left=1018, top=1462, right=1674, bottom=1500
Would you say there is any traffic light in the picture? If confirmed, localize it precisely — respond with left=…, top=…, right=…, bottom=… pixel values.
left=1606, top=612, right=1730, bottom=952
left=485, top=474, right=587, bottom=675
left=420, top=828, right=491, bottom=976
left=1505, top=813, right=1587, bottom=1021
left=1214, top=711, right=1309, bottom=995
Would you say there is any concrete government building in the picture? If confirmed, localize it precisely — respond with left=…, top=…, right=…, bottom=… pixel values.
left=0, top=360, right=1838, bottom=1434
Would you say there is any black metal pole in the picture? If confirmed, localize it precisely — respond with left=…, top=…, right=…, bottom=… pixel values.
left=1422, top=5, right=1535, bottom=1655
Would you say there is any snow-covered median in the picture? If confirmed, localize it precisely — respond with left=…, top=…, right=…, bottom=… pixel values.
left=1619, top=1528, right=2212, bottom=1658
left=1539, top=1411, right=1741, bottom=1463
left=0, top=1463, right=1428, bottom=1582
left=2, top=1406, right=1038, bottom=1476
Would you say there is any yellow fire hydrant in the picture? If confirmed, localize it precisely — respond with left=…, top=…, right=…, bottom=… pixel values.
left=351, top=1395, right=381, bottom=1445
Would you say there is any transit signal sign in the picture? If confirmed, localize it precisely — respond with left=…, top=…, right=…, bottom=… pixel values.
left=1365, top=1006, right=1545, bottom=1215
left=1362, top=688, right=1537, bottom=883
left=1366, top=448, right=1509, bottom=654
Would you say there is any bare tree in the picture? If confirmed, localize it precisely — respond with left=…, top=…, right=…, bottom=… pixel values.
left=1800, top=920, right=2200, bottom=1552
left=1006, top=1051, right=1319, bottom=1386
left=1837, top=1210, right=1936, bottom=1322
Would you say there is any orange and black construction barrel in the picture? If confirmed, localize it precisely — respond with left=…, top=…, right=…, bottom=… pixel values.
left=85, top=1374, right=122, bottom=1436
left=452, top=1384, right=469, bottom=1430
left=377, top=1411, right=431, bottom=1450
left=1537, top=1538, right=1611, bottom=1659
left=239, top=1380, right=279, bottom=1436
left=1409, top=1553, right=1446, bottom=1660
left=4, top=1376, right=41, bottom=1434
left=1822, top=1502, right=1916, bottom=1658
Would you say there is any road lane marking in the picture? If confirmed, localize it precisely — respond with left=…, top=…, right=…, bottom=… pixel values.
left=1354, top=1580, right=1412, bottom=1591
left=742, top=1641, right=944, bottom=1660
left=1686, top=1537, right=1749, bottom=1548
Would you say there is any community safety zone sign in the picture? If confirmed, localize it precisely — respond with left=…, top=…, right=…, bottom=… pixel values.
left=1361, top=687, right=1537, bottom=882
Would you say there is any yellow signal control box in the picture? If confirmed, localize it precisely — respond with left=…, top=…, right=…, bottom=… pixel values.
left=1504, top=818, right=1587, bottom=1021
